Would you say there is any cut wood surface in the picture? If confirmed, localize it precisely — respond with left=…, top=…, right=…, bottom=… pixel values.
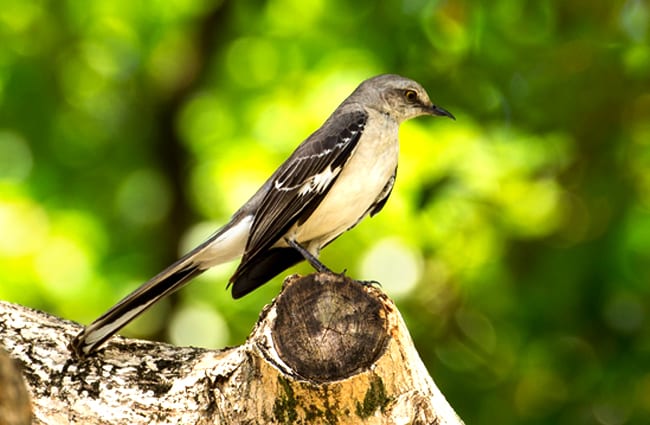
left=0, top=273, right=464, bottom=425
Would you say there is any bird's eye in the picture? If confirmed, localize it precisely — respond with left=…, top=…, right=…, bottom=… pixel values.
left=404, top=89, right=418, bottom=103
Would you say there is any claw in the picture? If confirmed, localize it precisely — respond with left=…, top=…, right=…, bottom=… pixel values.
left=357, top=279, right=381, bottom=288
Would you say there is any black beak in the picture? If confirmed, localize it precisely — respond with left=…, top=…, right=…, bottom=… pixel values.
left=430, top=104, right=455, bottom=120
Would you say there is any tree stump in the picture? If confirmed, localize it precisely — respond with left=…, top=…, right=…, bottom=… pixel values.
left=0, top=273, right=464, bottom=424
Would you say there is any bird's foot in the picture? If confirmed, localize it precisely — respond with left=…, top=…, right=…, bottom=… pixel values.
left=357, top=279, right=382, bottom=288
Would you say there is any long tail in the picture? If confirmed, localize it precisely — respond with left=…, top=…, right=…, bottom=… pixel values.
left=70, top=215, right=252, bottom=357
left=70, top=257, right=205, bottom=357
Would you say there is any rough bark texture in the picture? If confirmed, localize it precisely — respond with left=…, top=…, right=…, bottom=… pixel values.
left=0, top=273, right=464, bottom=425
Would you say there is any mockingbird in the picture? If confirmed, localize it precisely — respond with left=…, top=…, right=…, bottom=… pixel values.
left=71, top=74, right=454, bottom=356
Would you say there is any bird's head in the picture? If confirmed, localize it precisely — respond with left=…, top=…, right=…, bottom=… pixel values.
left=352, top=74, right=455, bottom=123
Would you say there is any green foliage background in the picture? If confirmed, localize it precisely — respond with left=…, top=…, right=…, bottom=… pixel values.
left=1, top=0, right=649, bottom=423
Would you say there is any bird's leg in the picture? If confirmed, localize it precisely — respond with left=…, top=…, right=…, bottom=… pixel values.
left=285, top=238, right=333, bottom=274
left=285, top=239, right=379, bottom=286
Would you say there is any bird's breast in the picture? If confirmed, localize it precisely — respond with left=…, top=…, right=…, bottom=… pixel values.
left=287, top=113, right=400, bottom=250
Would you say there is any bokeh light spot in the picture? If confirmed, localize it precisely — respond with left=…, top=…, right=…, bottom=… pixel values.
left=0, top=0, right=42, bottom=34
left=115, top=169, right=172, bottom=227
left=265, top=0, right=324, bottom=33
left=178, top=91, right=234, bottom=153
left=226, top=37, right=279, bottom=88
left=360, top=238, right=422, bottom=298
left=169, top=303, right=229, bottom=348
left=0, top=197, right=48, bottom=256
left=35, top=236, right=92, bottom=297
left=623, top=44, right=650, bottom=78
left=620, top=0, right=648, bottom=42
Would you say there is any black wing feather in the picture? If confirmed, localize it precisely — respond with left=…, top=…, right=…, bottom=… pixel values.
left=368, top=167, right=397, bottom=217
left=229, top=110, right=367, bottom=288
left=230, top=248, right=303, bottom=299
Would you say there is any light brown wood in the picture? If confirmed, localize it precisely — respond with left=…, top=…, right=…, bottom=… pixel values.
left=0, top=273, right=464, bottom=424
left=0, top=347, right=31, bottom=425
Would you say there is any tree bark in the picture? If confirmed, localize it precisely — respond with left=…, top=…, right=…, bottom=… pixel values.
left=0, top=273, right=464, bottom=425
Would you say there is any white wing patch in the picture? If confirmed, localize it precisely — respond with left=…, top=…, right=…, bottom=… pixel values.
left=298, top=165, right=341, bottom=196
left=272, top=123, right=362, bottom=193
left=274, top=179, right=298, bottom=191
left=292, top=139, right=349, bottom=164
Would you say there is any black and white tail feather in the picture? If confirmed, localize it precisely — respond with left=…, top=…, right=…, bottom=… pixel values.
left=70, top=74, right=454, bottom=357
